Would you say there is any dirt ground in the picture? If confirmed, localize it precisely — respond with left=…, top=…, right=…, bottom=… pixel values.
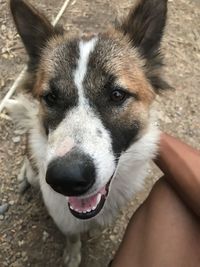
left=0, top=0, right=199, bottom=266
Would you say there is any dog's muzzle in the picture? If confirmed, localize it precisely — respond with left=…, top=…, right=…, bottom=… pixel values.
left=46, top=149, right=113, bottom=220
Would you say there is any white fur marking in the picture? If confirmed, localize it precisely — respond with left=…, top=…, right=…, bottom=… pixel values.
left=74, top=37, right=98, bottom=105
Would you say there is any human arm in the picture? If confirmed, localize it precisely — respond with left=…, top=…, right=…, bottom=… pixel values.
left=154, top=132, right=200, bottom=216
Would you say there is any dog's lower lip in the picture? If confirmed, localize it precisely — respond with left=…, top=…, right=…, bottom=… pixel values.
left=68, top=194, right=106, bottom=220
left=67, top=175, right=113, bottom=220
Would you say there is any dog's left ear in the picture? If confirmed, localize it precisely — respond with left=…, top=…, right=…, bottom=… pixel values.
left=10, top=0, right=63, bottom=70
left=117, top=0, right=171, bottom=92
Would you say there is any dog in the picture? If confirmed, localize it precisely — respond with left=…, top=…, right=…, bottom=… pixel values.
left=7, top=0, right=170, bottom=266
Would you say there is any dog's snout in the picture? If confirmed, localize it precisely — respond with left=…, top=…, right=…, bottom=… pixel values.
left=46, top=151, right=96, bottom=196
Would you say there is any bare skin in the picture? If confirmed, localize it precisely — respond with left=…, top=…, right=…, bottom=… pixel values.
left=110, top=133, right=200, bottom=267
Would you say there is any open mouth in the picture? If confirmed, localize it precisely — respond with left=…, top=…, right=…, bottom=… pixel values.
left=67, top=178, right=112, bottom=220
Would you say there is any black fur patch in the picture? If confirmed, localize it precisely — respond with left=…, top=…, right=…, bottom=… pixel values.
left=41, top=40, right=80, bottom=131
left=101, top=119, right=140, bottom=156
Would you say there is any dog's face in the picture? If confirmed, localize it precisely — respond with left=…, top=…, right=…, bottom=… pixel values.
left=11, top=0, right=169, bottom=220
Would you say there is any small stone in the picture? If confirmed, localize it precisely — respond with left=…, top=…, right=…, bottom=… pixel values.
left=42, top=230, right=49, bottom=242
left=9, top=200, right=15, bottom=206
left=109, top=235, right=116, bottom=242
left=21, top=252, right=26, bottom=258
left=16, top=252, right=21, bottom=258
left=10, top=261, right=21, bottom=267
left=1, top=24, right=6, bottom=31
left=0, top=215, right=4, bottom=220
left=18, top=240, right=24, bottom=247
left=22, top=256, right=28, bottom=262
left=12, top=136, right=21, bottom=143
left=0, top=203, right=9, bottom=215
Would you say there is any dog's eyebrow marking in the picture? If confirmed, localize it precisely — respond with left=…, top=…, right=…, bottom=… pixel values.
left=74, top=37, right=98, bottom=105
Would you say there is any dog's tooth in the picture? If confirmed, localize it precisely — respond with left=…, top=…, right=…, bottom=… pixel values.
left=92, top=206, right=96, bottom=211
left=69, top=205, right=74, bottom=211
left=86, top=209, right=91, bottom=213
left=96, top=193, right=101, bottom=205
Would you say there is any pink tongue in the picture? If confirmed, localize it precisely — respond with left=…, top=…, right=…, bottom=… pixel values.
left=68, top=186, right=106, bottom=212
left=68, top=194, right=99, bottom=212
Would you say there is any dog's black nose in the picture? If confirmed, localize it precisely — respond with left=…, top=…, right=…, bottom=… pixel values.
left=46, top=151, right=96, bottom=196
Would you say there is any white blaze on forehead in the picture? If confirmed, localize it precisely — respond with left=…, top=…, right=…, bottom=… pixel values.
left=74, top=37, right=98, bottom=104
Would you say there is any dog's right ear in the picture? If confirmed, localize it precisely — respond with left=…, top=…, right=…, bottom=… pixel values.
left=10, top=0, right=62, bottom=69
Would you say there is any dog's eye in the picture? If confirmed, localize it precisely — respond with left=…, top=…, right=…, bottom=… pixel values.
left=110, top=89, right=127, bottom=103
left=42, top=92, right=57, bottom=107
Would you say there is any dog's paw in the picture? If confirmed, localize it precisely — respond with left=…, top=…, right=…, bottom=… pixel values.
left=63, top=253, right=81, bottom=267
left=63, top=235, right=81, bottom=267
left=17, top=157, right=39, bottom=194
left=17, top=159, right=30, bottom=194
left=18, top=177, right=30, bottom=194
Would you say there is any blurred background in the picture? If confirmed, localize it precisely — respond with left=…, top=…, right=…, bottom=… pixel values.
left=0, top=0, right=199, bottom=266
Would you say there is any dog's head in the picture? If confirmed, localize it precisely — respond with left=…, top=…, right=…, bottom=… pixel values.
left=10, top=0, right=169, bottom=220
